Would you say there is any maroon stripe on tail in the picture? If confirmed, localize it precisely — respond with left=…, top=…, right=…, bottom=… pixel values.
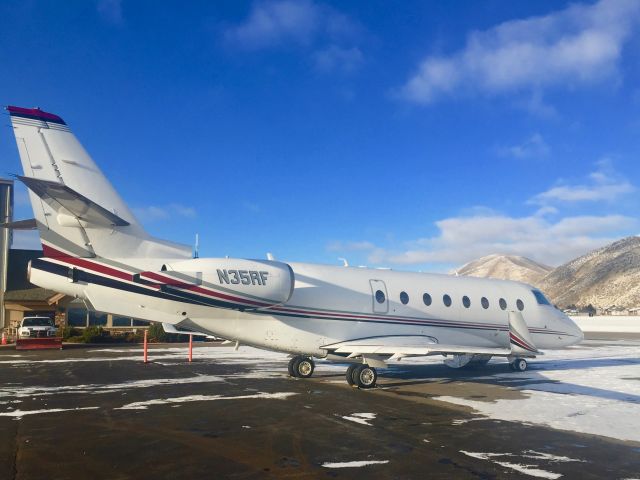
left=7, top=106, right=66, bottom=125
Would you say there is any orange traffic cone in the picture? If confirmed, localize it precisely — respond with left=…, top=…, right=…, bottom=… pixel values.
left=1, top=332, right=6, bottom=345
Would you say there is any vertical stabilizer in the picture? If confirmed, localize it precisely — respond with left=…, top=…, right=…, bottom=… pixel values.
left=8, top=106, right=190, bottom=260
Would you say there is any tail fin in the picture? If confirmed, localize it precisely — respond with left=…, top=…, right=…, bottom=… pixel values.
left=7, top=106, right=190, bottom=260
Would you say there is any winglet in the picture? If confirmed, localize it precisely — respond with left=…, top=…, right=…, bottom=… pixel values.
left=508, top=311, right=539, bottom=354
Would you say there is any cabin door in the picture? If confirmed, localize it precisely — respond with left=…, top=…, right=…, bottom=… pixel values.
left=369, top=279, right=389, bottom=314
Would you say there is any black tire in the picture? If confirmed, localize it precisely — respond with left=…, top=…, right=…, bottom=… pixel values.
left=514, top=358, right=528, bottom=372
left=346, top=364, right=358, bottom=386
left=288, top=356, right=299, bottom=377
left=354, top=365, right=377, bottom=389
left=295, top=357, right=315, bottom=378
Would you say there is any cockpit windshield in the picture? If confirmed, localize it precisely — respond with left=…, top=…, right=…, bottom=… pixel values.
left=532, top=290, right=551, bottom=306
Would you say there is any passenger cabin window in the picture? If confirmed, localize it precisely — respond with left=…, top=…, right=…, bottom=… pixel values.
left=443, top=294, right=452, bottom=307
left=375, top=290, right=386, bottom=304
left=481, top=297, right=489, bottom=309
left=400, top=291, right=409, bottom=305
left=423, top=293, right=432, bottom=306
left=499, top=298, right=507, bottom=310
left=532, top=290, right=551, bottom=306
left=462, top=296, right=471, bottom=308
left=516, top=299, right=524, bottom=311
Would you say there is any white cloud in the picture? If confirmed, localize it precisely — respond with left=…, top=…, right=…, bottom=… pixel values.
left=224, top=0, right=363, bottom=73
left=400, top=0, right=640, bottom=104
left=531, top=160, right=635, bottom=204
left=133, top=204, right=197, bottom=223
left=97, top=0, right=124, bottom=26
left=224, top=0, right=321, bottom=49
left=368, top=213, right=635, bottom=267
left=314, top=45, right=364, bottom=73
left=224, top=0, right=358, bottom=49
left=498, top=133, right=550, bottom=159
left=343, top=162, right=637, bottom=268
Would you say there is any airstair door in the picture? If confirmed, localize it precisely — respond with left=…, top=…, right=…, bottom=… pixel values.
left=370, top=279, right=389, bottom=314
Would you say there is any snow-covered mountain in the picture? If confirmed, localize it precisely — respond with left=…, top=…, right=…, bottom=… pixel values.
left=538, top=236, right=640, bottom=309
left=456, top=254, right=553, bottom=285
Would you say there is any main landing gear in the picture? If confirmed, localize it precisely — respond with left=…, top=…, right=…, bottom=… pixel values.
left=509, top=357, right=528, bottom=372
left=288, top=355, right=315, bottom=378
left=346, top=363, right=378, bottom=389
left=287, top=356, right=378, bottom=388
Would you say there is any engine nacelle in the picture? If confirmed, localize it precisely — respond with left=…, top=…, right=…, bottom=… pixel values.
left=139, top=258, right=295, bottom=310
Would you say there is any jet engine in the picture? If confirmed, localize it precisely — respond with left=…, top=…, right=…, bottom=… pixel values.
left=138, top=258, right=295, bottom=309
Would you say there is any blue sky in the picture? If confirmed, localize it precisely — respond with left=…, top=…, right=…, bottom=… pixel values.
left=2, top=0, right=639, bottom=271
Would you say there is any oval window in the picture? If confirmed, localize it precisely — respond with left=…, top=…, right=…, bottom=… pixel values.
left=516, top=299, right=524, bottom=311
left=481, top=297, right=489, bottom=309
left=423, top=293, right=432, bottom=306
left=443, top=294, right=452, bottom=307
left=499, top=298, right=507, bottom=310
left=462, top=296, right=471, bottom=308
left=375, top=290, right=386, bottom=304
left=400, top=291, right=409, bottom=305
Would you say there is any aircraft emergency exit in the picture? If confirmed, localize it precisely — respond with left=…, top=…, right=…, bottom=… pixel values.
left=7, top=105, right=584, bottom=388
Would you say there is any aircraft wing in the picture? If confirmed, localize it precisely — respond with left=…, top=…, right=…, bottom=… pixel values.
left=323, top=312, right=541, bottom=367
left=323, top=336, right=511, bottom=359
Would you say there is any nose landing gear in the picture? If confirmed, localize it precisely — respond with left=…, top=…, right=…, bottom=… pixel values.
left=288, top=355, right=315, bottom=378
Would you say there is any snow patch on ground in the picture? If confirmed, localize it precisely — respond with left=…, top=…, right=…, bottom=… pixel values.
left=435, top=343, right=640, bottom=443
left=0, top=406, right=99, bottom=420
left=322, top=460, right=389, bottom=468
left=115, top=391, right=298, bottom=410
left=341, top=412, right=377, bottom=426
left=460, top=450, right=582, bottom=479
left=0, top=374, right=225, bottom=399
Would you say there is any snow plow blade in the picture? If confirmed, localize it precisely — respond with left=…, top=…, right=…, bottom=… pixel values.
left=16, top=337, right=63, bottom=350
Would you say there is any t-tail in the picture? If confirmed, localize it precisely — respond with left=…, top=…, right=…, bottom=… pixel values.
left=7, top=106, right=190, bottom=260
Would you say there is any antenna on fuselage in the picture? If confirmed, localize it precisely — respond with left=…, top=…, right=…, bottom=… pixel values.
left=338, top=257, right=349, bottom=267
left=193, top=233, right=199, bottom=259
left=267, top=252, right=275, bottom=261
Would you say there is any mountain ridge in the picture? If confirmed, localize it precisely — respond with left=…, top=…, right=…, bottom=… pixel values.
left=457, top=236, right=640, bottom=308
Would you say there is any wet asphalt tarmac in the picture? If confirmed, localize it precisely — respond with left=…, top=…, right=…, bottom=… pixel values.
left=0, top=343, right=638, bottom=480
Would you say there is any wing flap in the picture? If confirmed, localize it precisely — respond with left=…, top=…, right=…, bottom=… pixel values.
left=331, top=344, right=511, bottom=357
left=323, top=335, right=512, bottom=362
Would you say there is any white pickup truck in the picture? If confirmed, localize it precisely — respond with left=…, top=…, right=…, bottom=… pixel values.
left=17, top=316, right=57, bottom=338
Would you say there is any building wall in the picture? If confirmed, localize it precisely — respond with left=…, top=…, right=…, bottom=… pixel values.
left=0, top=179, right=14, bottom=330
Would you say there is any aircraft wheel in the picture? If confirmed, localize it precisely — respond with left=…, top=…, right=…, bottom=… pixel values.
left=510, top=358, right=528, bottom=372
left=288, top=356, right=301, bottom=377
left=354, top=365, right=377, bottom=389
left=346, top=364, right=358, bottom=386
left=294, top=357, right=315, bottom=378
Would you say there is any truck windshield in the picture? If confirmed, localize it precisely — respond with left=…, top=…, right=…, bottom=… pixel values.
left=532, top=290, right=551, bottom=306
left=22, top=318, right=53, bottom=327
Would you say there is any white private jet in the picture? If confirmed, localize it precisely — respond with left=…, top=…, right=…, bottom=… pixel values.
left=7, top=106, right=583, bottom=388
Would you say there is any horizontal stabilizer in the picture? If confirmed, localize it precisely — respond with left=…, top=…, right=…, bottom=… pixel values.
left=0, top=218, right=37, bottom=230
left=18, top=176, right=129, bottom=227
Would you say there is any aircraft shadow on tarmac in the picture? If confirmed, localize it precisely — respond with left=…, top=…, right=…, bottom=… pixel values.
left=316, top=356, right=640, bottom=404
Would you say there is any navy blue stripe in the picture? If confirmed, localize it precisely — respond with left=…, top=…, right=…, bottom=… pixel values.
left=32, top=259, right=242, bottom=311
left=10, top=112, right=66, bottom=125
